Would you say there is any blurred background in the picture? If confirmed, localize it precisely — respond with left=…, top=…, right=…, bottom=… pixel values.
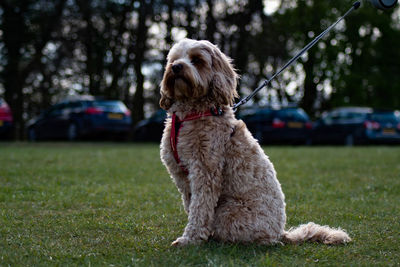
left=0, top=0, right=399, bottom=143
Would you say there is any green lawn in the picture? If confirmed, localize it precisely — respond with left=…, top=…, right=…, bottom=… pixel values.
left=0, top=143, right=399, bottom=266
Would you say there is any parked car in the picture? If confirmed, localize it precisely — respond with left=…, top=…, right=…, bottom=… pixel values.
left=239, top=107, right=313, bottom=144
left=133, top=109, right=167, bottom=142
left=27, top=98, right=132, bottom=141
left=0, top=98, right=13, bottom=138
left=311, top=107, right=400, bottom=145
left=364, top=110, right=400, bottom=144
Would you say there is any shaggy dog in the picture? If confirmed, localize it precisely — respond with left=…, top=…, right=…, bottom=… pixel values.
left=159, top=38, right=351, bottom=247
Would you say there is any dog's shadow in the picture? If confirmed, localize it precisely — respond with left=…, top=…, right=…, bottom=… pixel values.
left=165, top=240, right=285, bottom=265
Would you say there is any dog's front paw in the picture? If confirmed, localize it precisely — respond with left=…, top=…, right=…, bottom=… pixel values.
left=171, top=236, right=202, bottom=247
left=171, top=237, right=189, bottom=247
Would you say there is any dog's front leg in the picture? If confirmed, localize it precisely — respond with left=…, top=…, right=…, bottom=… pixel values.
left=172, top=162, right=223, bottom=247
left=173, top=173, right=191, bottom=214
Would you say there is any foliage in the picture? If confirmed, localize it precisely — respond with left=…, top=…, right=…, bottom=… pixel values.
left=277, top=0, right=400, bottom=115
left=0, top=143, right=399, bottom=265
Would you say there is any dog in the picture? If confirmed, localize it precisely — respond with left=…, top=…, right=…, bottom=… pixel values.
left=159, top=38, right=351, bottom=247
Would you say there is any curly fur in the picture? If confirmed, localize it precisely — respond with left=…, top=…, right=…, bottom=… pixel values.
left=159, top=38, right=351, bottom=247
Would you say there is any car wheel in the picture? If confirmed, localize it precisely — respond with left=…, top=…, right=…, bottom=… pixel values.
left=345, top=134, right=354, bottom=146
left=305, top=138, right=312, bottom=146
left=28, top=128, right=37, bottom=142
left=67, top=123, right=79, bottom=141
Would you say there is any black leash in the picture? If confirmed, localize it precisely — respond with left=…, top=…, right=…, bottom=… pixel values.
left=233, top=1, right=361, bottom=112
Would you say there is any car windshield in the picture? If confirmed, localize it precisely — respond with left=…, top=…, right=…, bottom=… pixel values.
left=371, top=112, right=399, bottom=123
left=91, top=101, right=128, bottom=113
left=323, top=110, right=369, bottom=122
left=244, top=109, right=273, bottom=122
left=276, top=108, right=309, bottom=122
left=345, top=112, right=368, bottom=120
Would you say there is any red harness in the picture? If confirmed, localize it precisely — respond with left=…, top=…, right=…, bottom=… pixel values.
left=170, top=108, right=223, bottom=174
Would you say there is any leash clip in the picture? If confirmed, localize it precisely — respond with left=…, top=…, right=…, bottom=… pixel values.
left=210, top=107, right=224, bottom=116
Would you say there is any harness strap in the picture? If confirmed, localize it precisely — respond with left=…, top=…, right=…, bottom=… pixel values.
left=170, top=108, right=223, bottom=174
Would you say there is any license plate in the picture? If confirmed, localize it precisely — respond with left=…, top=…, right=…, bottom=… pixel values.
left=383, top=128, right=396, bottom=135
left=108, top=113, right=123, bottom=120
left=0, top=120, right=3, bottom=127
left=287, top=122, right=303, bottom=128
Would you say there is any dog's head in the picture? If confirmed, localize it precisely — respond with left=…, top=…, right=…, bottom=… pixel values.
left=160, top=39, right=238, bottom=110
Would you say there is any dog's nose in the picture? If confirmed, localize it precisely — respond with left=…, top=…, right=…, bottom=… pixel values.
left=172, top=64, right=183, bottom=74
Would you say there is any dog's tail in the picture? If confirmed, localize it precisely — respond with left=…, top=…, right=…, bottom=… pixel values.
left=282, top=222, right=351, bottom=245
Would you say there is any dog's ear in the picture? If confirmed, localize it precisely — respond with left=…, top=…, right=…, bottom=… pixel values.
left=159, top=90, right=174, bottom=110
left=159, top=63, right=174, bottom=110
left=209, top=45, right=239, bottom=106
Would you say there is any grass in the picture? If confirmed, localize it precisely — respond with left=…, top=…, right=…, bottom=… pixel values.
left=0, top=142, right=399, bottom=266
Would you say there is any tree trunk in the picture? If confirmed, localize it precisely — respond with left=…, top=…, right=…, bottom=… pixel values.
left=2, top=4, right=26, bottom=140
left=206, top=0, right=216, bottom=43
left=132, top=65, right=145, bottom=124
left=131, top=0, right=152, bottom=125
left=300, top=55, right=317, bottom=116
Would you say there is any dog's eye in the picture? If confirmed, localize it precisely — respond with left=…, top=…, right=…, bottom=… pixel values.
left=191, top=57, right=201, bottom=65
